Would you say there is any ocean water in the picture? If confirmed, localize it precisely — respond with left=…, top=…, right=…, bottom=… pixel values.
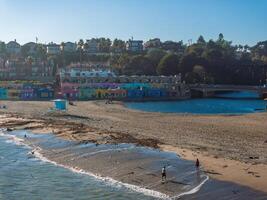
left=126, top=92, right=266, bottom=114
left=0, top=131, right=154, bottom=200
left=1, top=130, right=266, bottom=200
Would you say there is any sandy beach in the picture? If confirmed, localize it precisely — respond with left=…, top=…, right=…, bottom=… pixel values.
left=0, top=100, right=266, bottom=193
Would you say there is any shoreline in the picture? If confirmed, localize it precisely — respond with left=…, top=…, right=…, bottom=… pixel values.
left=0, top=100, right=267, bottom=194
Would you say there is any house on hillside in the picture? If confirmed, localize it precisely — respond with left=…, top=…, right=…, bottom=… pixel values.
left=46, top=43, right=61, bottom=55
left=83, top=39, right=99, bottom=54
left=6, top=40, right=21, bottom=54
left=126, top=39, right=143, bottom=53
left=23, top=42, right=37, bottom=55
left=144, top=38, right=161, bottom=50
left=61, top=42, right=77, bottom=52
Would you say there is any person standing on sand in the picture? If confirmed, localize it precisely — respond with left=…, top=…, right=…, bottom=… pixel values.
left=195, top=158, right=200, bottom=168
left=162, top=166, right=166, bottom=182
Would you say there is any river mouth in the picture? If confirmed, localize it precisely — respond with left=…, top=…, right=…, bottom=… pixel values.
left=1, top=129, right=266, bottom=200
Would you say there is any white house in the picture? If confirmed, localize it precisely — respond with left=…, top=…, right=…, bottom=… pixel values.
left=83, top=39, right=99, bottom=54
left=60, top=68, right=116, bottom=79
left=47, top=43, right=61, bottom=55
left=6, top=40, right=21, bottom=54
left=61, top=42, right=77, bottom=52
left=126, top=39, right=143, bottom=53
left=144, top=38, right=161, bottom=50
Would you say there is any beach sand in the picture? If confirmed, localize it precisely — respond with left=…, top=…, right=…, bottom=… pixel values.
left=0, top=100, right=266, bottom=193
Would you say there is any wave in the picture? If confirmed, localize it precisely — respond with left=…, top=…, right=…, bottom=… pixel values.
left=0, top=130, right=209, bottom=200
left=70, top=147, right=134, bottom=161
left=171, top=175, right=209, bottom=199
left=0, top=130, right=31, bottom=147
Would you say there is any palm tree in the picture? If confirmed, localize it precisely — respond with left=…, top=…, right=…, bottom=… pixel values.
left=77, top=39, right=84, bottom=62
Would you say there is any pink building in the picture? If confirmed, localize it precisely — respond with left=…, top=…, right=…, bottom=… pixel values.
left=60, top=82, right=79, bottom=99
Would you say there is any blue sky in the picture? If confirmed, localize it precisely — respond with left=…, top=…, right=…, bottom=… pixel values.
left=0, top=0, right=266, bottom=45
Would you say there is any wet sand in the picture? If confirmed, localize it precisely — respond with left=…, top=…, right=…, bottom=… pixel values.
left=0, top=100, right=267, bottom=194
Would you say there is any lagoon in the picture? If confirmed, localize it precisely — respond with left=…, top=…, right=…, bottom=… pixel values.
left=126, top=92, right=266, bottom=115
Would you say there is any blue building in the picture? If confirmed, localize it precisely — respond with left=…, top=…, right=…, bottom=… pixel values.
left=0, top=88, right=8, bottom=100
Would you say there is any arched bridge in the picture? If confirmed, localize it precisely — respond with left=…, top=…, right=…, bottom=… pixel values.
left=189, top=84, right=267, bottom=98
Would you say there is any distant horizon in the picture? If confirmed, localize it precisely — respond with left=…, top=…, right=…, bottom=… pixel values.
left=0, top=0, right=266, bottom=46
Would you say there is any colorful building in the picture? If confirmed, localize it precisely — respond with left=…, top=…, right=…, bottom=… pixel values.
left=79, top=88, right=96, bottom=99
left=0, top=88, right=8, bottom=99
left=107, top=89, right=127, bottom=99
left=7, top=89, right=20, bottom=100
left=95, top=89, right=108, bottom=99
left=60, top=83, right=79, bottom=100
left=127, top=89, right=145, bottom=98
left=37, top=88, right=54, bottom=99
left=20, top=88, right=35, bottom=100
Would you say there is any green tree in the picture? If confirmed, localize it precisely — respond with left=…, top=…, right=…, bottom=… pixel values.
left=197, top=35, right=206, bottom=44
left=123, top=55, right=155, bottom=75
left=0, top=42, right=6, bottom=54
left=157, top=53, right=180, bottom=75
left=36, top=44, right=47, bottom=61
left=146, top=48, right=166, bottom=66
left=112, top=39, right=126, bottom=53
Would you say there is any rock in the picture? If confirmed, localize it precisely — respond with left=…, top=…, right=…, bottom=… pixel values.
left=249, top=156, right=259, bottom=159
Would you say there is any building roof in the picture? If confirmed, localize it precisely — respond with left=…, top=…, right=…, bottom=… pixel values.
left=7, top=41, right=20, bottom=46
left=47, top=42, right=60, bottom=47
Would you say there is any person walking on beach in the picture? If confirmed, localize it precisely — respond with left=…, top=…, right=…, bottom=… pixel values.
left=195, top=158, right=200, bottom=168
left=161, top=166, right=166, bottom=182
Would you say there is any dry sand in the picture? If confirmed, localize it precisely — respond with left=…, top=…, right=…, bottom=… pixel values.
left=0, top=100, right=266, bottom=193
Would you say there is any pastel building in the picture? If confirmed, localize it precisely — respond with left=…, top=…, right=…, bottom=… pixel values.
left=7, top=89, right=20, bottom=100
left=0, top=88, right=8, bottom=99
left=78, top=88, right=96, bottom=99
left=60, top=82, right=79, bottom=99
left=37, top=88, right=54, bottom=99
left=20, top=88, right=35, bottom=99
left=107, top=89, right=127, bottom=98
left=127, top=89, right=145, bottom=98
left=95, top=89, right=108, bottom=99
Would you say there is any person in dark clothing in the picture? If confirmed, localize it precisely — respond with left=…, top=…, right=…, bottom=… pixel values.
left=195, top=158, right=200, bottom=168
left=161, top=166, right=166, bottom=182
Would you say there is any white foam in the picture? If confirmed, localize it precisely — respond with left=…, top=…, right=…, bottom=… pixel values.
left=71, top=147, right=133, bottom=160
left=0, top=131, right=30, bottom=147
left=171, top=175, right=209, bottom=199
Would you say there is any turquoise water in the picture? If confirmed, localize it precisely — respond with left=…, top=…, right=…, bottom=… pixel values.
left=0, top=131, right=153, bottom=200
left=126, top=92, right=266, bottom=114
